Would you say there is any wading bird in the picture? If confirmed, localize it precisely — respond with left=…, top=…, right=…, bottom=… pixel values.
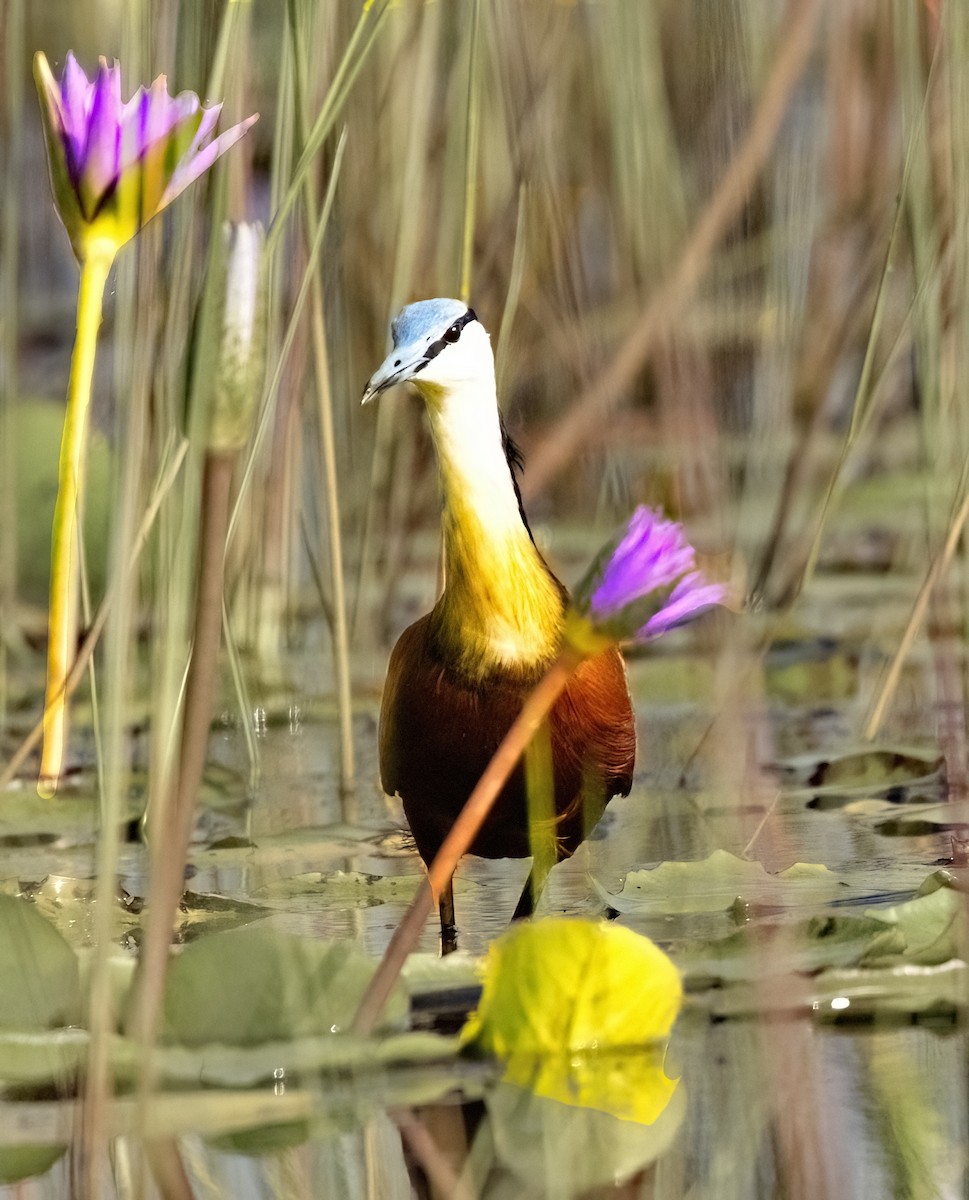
left=363, top=299, right=635, bottom=948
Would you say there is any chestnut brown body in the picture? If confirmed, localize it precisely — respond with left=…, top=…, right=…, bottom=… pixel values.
left=379, top=610, right=635, bottom=870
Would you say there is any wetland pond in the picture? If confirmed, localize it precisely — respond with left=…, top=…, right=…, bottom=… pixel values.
left=1, top=547, right=967, bottom=1200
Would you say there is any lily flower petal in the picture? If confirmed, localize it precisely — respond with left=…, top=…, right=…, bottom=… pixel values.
left=59, top=52, right=94, bottom=181
left=589, top=508, right=696, bottom=614
left=78, top=59, right=122, bottom=219
left=641, top=573, right=727, bottom=637
left=568, top=506, right=726, bottom=653
left=161, top=113, right=259, bottom=209
left=33, top=50, right=258, bottom=260
left=33, top=53, right=85, bottom=239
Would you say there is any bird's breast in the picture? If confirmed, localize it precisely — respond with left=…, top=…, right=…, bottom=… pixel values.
left=378, top=613, right=636, bottom=866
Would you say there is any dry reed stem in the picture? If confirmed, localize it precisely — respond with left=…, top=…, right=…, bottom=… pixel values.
left=459, top=0, right=481, bottom=304
left=352, top=649, right=578, bottom=1035
left=521, top=0, right=822, bottom=503
left=144, top=1139, right=195, bottom=1200
left=0, top=0, right=23, bottom=718
left=285, top=3, right=356, bottom=798
left=864, top=483, right=969, bottom=739
left=395, top=1107, right=476, bottom=1200
left=128, top=452, right=235, bottom=1047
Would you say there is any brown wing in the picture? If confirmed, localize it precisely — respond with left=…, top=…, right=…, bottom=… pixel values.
left=379, top=616, right=636, bottom=866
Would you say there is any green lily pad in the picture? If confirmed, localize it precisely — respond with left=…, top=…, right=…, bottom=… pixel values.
left=130, top=1029, right=459, bottom=1089
left=161, top=926, right=408, bottom=1047
left=0, top=1144, right=67, bottom=1185
left=486, top=1076, right=687, bottom=1192
left=209, top=1120, right=311, bottom=1157
left=0, top=895, right=80, bottom=1030
left=778, top=745, right=943, bottom=795
left=253, top=869, right=423, bottom=909
left=675, top=914, right=903, bottom=986
left=176, top=891, right=269, bottom=940
left=596, top=850, right=843, bottom=915
left=864, top=886, right=965, bottom=966
left=0, top=787, right=139, bottom=852
left=0, top=1030, right=89, bottom=1086
left=674, top=873, right=968, bottom=990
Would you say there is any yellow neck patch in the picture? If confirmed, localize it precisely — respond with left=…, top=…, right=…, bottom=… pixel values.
left=434, top=494, right=564, bottom=680
left=417, top=373, right=564, bottom=679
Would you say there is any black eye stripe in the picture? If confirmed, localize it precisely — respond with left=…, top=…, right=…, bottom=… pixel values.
left=414, top=308, right=477, bottom=371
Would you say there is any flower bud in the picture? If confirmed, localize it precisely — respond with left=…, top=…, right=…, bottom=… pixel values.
left=208, top=222, right=266, bottom=454
left=567, top=506, right=725, bottom=652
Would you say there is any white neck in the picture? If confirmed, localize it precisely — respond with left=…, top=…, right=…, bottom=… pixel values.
left=416, top=375, right=563, bottom=676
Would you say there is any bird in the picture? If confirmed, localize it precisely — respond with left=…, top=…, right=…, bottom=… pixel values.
left=362, top=298, right=636, bottom=950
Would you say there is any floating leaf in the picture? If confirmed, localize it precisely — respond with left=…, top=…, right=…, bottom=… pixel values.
left=0, top=895, right=80, bottom=1030
left=19, top=875, right=145, bottom=950
left=253, top=869, right=423, bottom=909
left=778, top=745, right=944, bottom=795
left=176, top=891, right=269, bottom=940
left=864, top=886, right=965, bottom=966
left=0, top=1029, right=89, bottom=1086
left=596, top=850, right=844, bottom=916
left=161, top=926, right=408, bottom=1047
left=0, top=1145, right=67, bottom=1185
left=675, top=915, right=906, bottom=987
left=463, top=919, right=682, bottom=1126
left=674, top=873, right=968, bottom=991
left=486, top=1077, right=687, bottom=1192
left=809, top=961, right=968, bottom=1019
left=132, top=1029, right=459, bottom=1089
left=209, top=1121, right=311, bottom=1157
left=0, top=786, right=137, bottom=851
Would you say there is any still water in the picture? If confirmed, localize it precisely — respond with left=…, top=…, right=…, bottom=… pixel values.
left=1, top=583, right=967, bottom=1198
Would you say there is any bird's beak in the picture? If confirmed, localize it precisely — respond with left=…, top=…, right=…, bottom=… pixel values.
left=361, top=346, right=424, bottom=406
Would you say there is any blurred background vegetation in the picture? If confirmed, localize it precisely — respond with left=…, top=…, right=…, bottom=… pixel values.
left=4, top=0, right=955, bottom=688
left=5, top=0, right=959, bottom=794
left=2, top=0, right=968, bottom=1196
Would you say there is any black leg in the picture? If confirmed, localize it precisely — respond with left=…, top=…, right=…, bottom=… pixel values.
left=439, top=877, right=457, bottom=955
left=511, top=860, right=552, bottom=922
left=511, top=876, right=534, bottom=921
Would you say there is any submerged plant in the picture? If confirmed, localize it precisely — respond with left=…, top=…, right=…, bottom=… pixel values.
left=354, top=507, right=726, bottom=1033
left=32, top=51, right=256, bottom=794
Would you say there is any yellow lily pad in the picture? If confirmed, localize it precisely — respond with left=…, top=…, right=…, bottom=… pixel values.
left=462, top=918, right=681, bottom=1125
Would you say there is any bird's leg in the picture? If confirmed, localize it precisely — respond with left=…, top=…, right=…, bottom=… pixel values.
left=510, top=859, right=552, bottom=922
left=439, top=876, right=457, bottom=955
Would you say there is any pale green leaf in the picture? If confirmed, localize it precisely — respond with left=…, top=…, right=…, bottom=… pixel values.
left=161, top=926, right=408, bottom=1046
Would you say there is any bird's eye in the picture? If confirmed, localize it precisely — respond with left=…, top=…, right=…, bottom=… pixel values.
left=443, top=322, right=462, bottom=344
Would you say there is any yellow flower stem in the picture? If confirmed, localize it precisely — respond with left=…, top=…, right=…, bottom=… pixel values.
left=352, top=644, right=583, bottom=1036
left=39, top=241, right=116, bottom=796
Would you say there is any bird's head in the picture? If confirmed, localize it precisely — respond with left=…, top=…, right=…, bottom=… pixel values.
left=362, top=298, right=493, bottom=405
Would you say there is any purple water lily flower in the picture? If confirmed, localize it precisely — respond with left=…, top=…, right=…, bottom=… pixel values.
left=568, top=506, right=725, bottom=652
left=34, top=51, right=257, bottom=258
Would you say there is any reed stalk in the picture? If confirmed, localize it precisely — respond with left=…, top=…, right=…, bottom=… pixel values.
left=128, top=451, right=236, bottom=1047
left=0, top=0, right=24, bottom=732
